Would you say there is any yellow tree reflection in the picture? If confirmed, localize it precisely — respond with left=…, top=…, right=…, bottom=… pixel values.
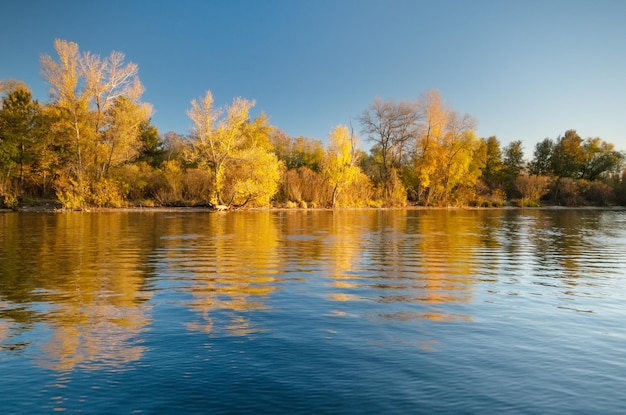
left=325, top=211, right=366, bottom=303
left=158, top=212, right=280, bottom=336
left=322, top=210, right=479, bottom=323
left=411, top=210, right=478, bottom=321
left=34, top=213, right=153, bottom=371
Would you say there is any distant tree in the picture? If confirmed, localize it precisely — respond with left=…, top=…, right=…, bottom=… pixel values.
left=580, top=137, right=624, bottom=181
left=0, top=79, right=30, bottom=106
left=222, top=115, right=283, bottom=207
left=41, top=39, right=149, bottom=207
left=135, top=121, right=164, bottom=168
left=528, top=138, right=553, bottom=176
left=40, top=39, right=88, bottom=191
left=187, top=90, right=282, bottom=207
left=528, top=131, right=623, bottom=184
left=502, top=140, right=525, bottom=196
left=358, top=97, right=418, bottom=198
left=99, top=96, right=151, bottom=178
left=480, top=136, right=504, bottom=189
left=550, top=130, right=585, bottom=178
left=159, top=131, right=188, bottom=164
left=270, top=129, right=324, bottom=172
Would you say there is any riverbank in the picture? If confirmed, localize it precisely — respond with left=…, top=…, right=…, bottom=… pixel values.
left=3, top=201, right=625, bottom=214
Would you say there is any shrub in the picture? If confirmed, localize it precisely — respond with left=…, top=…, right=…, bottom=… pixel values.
left=515, top=175, right=550, bottom=206
left=110, top=162, right=157, bottom=202
left=54, top=177, right=86, bottom=209
left=278, top=167, right=327, bottom=206
left=583, top=180, right=615, bottom=206
left=89, top=178, right=124, bottom=208
left=1, top=193, right=19, bottom=209
left=552, top=177, right=581, bottom=206
left=183, top=168, right=212, bottom=203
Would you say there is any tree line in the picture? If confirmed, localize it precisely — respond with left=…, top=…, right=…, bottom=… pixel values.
left=1, top=39, right=625, bottom=209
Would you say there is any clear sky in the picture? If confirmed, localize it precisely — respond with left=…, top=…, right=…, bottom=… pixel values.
left=2, top=0, right=626, bottom=155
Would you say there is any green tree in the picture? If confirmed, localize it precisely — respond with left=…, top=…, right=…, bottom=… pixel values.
left=0, top=87, right=43, bottom=199
left=580, top=137, right=624, bottom=181
left=480, top=136, right=504, bottom=189
left=502, top=140, right=525, bottom=196
left=550, top=130, right=585, bottom=178
left=271, top=129, right=324, bottom=172
left=528, top=138, right=553, bottom=176
left=135, top=121, right=165, bottom=168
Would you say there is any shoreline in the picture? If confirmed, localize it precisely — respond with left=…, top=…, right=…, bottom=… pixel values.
left=3, top=204, right=625, bottom=214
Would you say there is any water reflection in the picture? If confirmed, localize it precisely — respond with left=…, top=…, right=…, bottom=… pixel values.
left=0, top=213, right=153, bottom=370
left=318, top=210, right=478, bottom=322
left=503, top=210, right=626, bottom=298
left=153, top=212, right=281, bottom=336
left=1, top=209, right=625, bottom=372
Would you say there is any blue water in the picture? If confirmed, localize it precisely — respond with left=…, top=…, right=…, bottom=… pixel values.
left=1, top=209, right=625, bottom=414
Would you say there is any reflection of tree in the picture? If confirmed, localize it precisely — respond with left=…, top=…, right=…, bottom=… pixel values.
left=327, top=211, right=364, bottom=290
left=0, top=213, right=153, bottom=371
left=322, top=210, right=478, bottom=323
left=414, top=211, right=477, bottom=308
left=525, top=210, right=610, bottom=291
left=157, top=212, right=280, bottom=336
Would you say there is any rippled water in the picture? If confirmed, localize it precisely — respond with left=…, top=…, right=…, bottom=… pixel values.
left=1, top=208, right=626, bottom=414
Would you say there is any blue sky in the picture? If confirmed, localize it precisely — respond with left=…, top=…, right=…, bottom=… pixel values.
left=2, top=0, right=626, bottom=155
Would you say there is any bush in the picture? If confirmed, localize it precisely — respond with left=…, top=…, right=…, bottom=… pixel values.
left=153, top=160, right=185, bottom=205
left=54, top=177, right=86, bottom=209
left=111, top=162, right=157, bottom=202
left=381, top=169, right=407, bottom=207
left=1, top=193, right=19, bottom=209
left=515, top=175, right=550, bottom=206
left=552, top=177, right=581, bottom=206
left=277, top=167, right=327, bottom=206
left=583, top=180, right=615, bottom=206
left=183, top=168, right=213, bottom=203
left=89, top=178, right=125, bottom=208
left=333, top=171, right=375, bottom=207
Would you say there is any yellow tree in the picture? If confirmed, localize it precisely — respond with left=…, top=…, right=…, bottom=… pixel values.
left=41, top=39, right=149, bottom=206
left=187, top=91, right=254, bottom=205
left=41, top=39, right=88, bottom=189
left=322, top=125, right=362, bottom=207
left=187, top=91, right=282, bottom=207
left=221, top=113, right=283, bottom=207
left=81, top=49, right=146, bottom=180
left=412, top=89, right=447, bottom=201
left=101, top=96, right=152, bottom=178
left=222, top=146, right=283, bottom=207
left=435, top=114, right=482, bottom=204
left=412, top=90, right=481, bottom=205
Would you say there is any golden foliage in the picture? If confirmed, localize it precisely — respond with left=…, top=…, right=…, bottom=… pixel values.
left=322, top=125, right=363, bottom=207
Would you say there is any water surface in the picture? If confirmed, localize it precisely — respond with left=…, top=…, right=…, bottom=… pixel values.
left=1, top=209, right=625, bottom=414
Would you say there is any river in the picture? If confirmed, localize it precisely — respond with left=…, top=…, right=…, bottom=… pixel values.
left=1, top=208, right=625, bottom=414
